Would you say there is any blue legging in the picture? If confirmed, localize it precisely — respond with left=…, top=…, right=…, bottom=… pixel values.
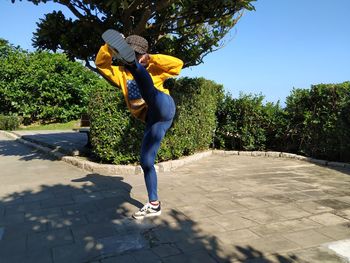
left=126, top=62, right=175, bottom=202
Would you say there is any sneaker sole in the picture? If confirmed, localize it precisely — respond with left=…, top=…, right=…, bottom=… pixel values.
left=132, top=210, right=161, bottom=220
left=102, top=29, right=135, bottom=64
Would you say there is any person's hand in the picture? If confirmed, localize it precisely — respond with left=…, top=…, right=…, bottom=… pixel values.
left=138, top=53, right=150, bottom=67
left=107, top=44, right=119, bottom=58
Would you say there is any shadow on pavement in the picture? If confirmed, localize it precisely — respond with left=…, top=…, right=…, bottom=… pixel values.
left=320, top=165, right=350, bottom=177
left=0, top=138, right=58, bottom=162
left=0, top=172, right=302, bottom=263
left=0, top=133, right=94, bottom=163
left=18, top=132, right=91, bottom=156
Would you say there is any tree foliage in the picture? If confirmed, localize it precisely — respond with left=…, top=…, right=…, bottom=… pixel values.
left=11, top=0, right=255, bottom=68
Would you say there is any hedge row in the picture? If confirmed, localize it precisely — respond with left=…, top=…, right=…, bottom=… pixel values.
left=215, top=82, right=350, bottom=162
left=285, top=82, right=350, bottom=162
left=88, top=77, right=224, bottom=164
left=215, top=93, right=285, bottom=151
left=0, top=115, right=21, bottom=130
left=89, top=79, right=350, bottom=164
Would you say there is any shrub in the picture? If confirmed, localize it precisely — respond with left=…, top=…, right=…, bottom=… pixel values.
left=0, top=39, right=105, bottom=124
left=159, top=77, right=224, bottom=160
left=262, top=101, right=288, bottom=151
left=88, top=77, right=224, bottom=164
left=285, top=82, right=350, bottom=161
left=0, top=115, right=21, bottom=130
left=88, top=86, right=144, bottom=164
left=216, top=93, right=267, bottom=150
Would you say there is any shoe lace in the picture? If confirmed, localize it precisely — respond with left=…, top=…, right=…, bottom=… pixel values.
left=140, top=203, right=151, bottom=212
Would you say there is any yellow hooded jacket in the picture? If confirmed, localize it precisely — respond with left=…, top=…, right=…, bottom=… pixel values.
left=95, top=44, right=184, bottom=122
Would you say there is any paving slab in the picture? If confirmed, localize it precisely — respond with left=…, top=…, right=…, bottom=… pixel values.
left=0, top=248, right=53, bottom=263
left=282, top=229, right=334, bottom=248
left=214, top=229, right=260, bottom=245
left=209, top=213, right=258, bottom=231
left=151, top=243, right=182, bottom=258
left=309, top=213, right=349, bottom=226
left=316, top=224, right=350, bottom=240
left=238, top=208, right=286, bottom=224
left=27, top=228, right=74, bottom=249
left=131, top=249, right=162, bottom=263
left=250, top=218, right=323, bottom=237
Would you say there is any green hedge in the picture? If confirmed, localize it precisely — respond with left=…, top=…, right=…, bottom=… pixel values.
left=88, top=77, right=224, bottom=164
left=214, top=82, right=350, bottom=162
left=285, top=82, right=350, bottom=162
left=0, top=39, right=108, bottom=124
left=88, top=86, right=143, bottom=164
left=89, top=79, right=350, bottom=164
left=159, top=77, right=224, bottom=160
left=0, top=115, right=21, bottom=130
left=214, top=93, right=286, bottom=151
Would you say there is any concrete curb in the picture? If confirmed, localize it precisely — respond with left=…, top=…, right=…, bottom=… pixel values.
left=1, top=130, right=349, bottom=175
left=212, top=150, right=350, bottom=169
left=0, top=130, right=213, bottom=175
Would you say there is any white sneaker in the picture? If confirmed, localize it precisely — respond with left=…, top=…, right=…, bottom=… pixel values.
left=102, top=29, right=136, bottom=65
left=133, top=202, right=161, bottom=220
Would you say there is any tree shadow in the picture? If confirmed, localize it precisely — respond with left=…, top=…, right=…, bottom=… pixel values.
left=233, top=246, right=298, bottom=262
left=0, top=138, right=58, bottom=161
left=17, top=131, right=91, bottom=156
left=0, top=131, right=91, bottom=162
left=0, top=172, right=303, bottom=263
left=314, top=163, right=350, bottom=177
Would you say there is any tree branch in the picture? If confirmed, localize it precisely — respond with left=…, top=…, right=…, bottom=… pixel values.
left=134, top=7, right=152, bottom=35
left=155, top=0, right=176, bottom=12
left=77, top=1, right=94, bottom=17
left=165, top=9, right=237, bottom=31
left=57, top=0, right=85, bottom=19
left=121, top=0, right=145, bottom=34
left=127, top=0, right=144, bottom=12
left=125, top=0, right=175, bottom=35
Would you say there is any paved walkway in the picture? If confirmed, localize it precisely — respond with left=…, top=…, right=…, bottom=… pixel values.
left=1, top=131, right=350, bottom=262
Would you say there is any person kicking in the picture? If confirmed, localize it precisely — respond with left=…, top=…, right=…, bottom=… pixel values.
left=95, top=29, right=183, bottom=219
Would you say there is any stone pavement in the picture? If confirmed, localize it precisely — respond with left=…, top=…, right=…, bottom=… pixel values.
left=1, top=132, right=350, bottom=262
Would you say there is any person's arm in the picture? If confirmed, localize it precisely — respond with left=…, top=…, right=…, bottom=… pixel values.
left=148, top=54, right=184, bottom=78
left=95, top=44, right=123, bottom=87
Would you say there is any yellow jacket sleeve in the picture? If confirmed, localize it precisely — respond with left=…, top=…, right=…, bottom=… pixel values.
left=95, top=44, right=123, bottom=87
left=148, top=54, right=184, bottom=81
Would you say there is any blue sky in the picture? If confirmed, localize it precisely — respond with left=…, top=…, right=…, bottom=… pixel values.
left=1, top=0, right=349, bottom=105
